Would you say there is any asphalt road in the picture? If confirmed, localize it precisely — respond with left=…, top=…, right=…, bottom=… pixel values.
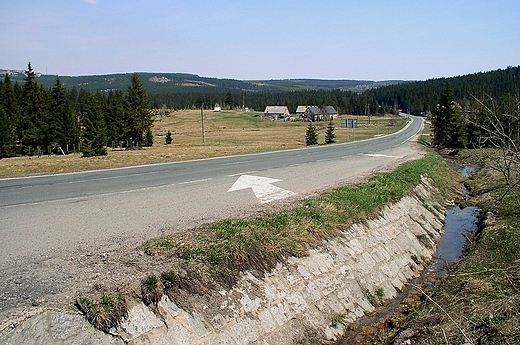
left=0, top=114, right=424, bottom=267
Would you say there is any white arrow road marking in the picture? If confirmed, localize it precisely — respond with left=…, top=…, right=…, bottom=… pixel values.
left=228, top=175, right=296, bottom=204
left=362, top=153, right=403, bottom=158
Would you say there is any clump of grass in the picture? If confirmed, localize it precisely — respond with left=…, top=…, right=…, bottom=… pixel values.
left=331, top=314, right=346, bottom=328
left=75, top=290, right=127, bottom=333
left=141, top=275, right=163, bottom=307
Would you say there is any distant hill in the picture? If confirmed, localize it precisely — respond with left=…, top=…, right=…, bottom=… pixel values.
left=0, top=69, right=404, bottom=94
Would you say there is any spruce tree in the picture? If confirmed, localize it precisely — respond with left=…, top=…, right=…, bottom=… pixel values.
left=143, top=127, right=153, bottom=147
left=20, top=62, right=45, bottom=150
left=81, top=94, right=107, bottom=157
left=324, top=121, right=335, bottom=144
left=50, top=78, right=79, bottom=151
left=0, top=74, right=20, bottom=149
left=0, top=106, right=14, bottom=158
left=124, top=73, right=152, bottom=148
left=105, top=90, right=125, bottom=145
left=431, top=83, right=465, bottom=148
left=305, top=122, right=318, bottom=146
left=165, top=130, right=172, bottom=144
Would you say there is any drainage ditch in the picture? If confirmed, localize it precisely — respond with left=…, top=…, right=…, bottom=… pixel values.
left=337, top=165, right=481, bottom=344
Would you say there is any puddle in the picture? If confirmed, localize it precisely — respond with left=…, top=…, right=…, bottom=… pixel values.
left=336, top=165, right=481, bottom=344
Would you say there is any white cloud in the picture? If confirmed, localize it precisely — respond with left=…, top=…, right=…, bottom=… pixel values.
left=84, top=0, right=98, bottom=4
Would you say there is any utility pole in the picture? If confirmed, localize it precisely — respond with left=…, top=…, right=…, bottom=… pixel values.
left=201, top=102, right=205, bottom=143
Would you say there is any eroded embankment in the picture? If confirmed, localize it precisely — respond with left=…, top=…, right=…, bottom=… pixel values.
left=0, top=176, right=451, bottom=345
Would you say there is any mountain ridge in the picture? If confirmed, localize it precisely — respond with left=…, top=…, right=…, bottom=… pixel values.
left=0, top=69, right=406, bottom=94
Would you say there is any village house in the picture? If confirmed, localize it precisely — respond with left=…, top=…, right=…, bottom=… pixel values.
left=302, top=106, right=322, bottom=121
left=264, top=106, right=290, bottom=120
left=296, top=105, right=308, bottom=118
left=321, top=106, right=338, bottom=121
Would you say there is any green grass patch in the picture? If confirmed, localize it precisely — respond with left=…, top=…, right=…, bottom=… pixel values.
left=140, top=148, right=458, bottom=307
left=75, top=289, right=127, bottom=333
left=381, top=149, right=520, bottom=345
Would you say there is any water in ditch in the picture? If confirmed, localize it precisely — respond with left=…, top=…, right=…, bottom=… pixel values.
left=337, top=165, right=481, bottom=344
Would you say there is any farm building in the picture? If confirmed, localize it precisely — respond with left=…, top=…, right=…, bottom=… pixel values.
left=264, top=106, right=290, bottom=120
left=302, top=106, right=322, bottom=121
left=296, top=106, right=308, bottom=117
left=321, top=106, right=338, bottom=121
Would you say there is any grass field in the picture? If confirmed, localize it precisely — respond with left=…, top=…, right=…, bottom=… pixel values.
left=0, top=110, right=405, bottom=177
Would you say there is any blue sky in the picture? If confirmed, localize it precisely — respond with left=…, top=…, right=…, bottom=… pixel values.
left=1, top=0, right=519, bottom=80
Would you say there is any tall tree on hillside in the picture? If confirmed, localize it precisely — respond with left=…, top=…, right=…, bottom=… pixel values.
left=81, top=94, right=107, bottom=157
left=20, top=62, right=46, bottom=150
left=431, top=83, right=466, bottom=148
left=105, top=90, right=126, bottom=146
left=124, top=73, right=152, bottom=148
left=0, top=74, right=20, bottom=153
left=0, top=106, right=14, bottom=158
left=49, top=78, right=79, bottom=151
left=225, top=90, right=234, bottom=109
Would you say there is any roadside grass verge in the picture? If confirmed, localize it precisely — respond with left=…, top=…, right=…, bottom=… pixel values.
left=133, top=148, right=459, bottom=311
left=375, top=149, right=520, bottom=345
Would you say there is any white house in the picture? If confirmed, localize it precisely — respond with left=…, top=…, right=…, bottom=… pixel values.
left=264, top=106, right=290, bottom=120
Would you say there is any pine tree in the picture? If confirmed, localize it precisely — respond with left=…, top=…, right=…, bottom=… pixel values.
left=20, top=62, right=45, bottom=150
left=431, top=83, right=465, bottom=148
left=324, top=121, right=335, bottom=144
left=105, top=90, right=125, bottom=146
left=305, top=122, right=318, bottom=146
left=0, top=74, right=20, bottom=157
left=50, top=78, right=79, bottom=151
left=225, top=90, right=234, bottom=109
left=143, top=127, right=153, bottom=147
left=165, top=130, right=172, bottom=144
left=81, top=94, right=107, bottom=157
left=0, top=106, right=14, bottom=158
left=124, top=73, right=152, bottom=148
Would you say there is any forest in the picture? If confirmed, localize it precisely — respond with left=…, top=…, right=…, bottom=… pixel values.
left=1, top=63, right=519, bottom=158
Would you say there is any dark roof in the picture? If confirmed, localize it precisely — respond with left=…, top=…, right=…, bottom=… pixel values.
left=322, top=106, right=337, bottom=114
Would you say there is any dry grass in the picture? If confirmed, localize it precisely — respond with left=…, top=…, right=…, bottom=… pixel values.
left=0, top=110, right=404, bottom=177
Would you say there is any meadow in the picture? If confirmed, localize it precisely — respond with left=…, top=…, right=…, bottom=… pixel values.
left=0, top=110, right=405, bottom=177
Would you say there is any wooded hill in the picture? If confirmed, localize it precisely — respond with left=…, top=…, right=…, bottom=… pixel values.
left=0, top=70, right=401, bottom=94
left=368, top=65, right=520, bottom=115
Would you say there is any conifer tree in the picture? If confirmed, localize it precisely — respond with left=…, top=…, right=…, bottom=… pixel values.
left=0, top=106, right=14, bottom=158
left=324, top=121, right=335, bottom=144
left=431, top=83, right=465, bottom=148
left=124, top=73, right=152, bottom=148
left=305, top=122, right=318, bottom=146
left=20, top=62, right=45, bottom=150
left=105, top=90, right=125, bottom=145
left=165, top=130, right=172, bottom=144
left=0, top=74, right=20, bottom=149
left=143, top=127, right=153, bottom=147
left=81, top=94, right=107, bottom=157
left=50, top=78, right=79, bottom=151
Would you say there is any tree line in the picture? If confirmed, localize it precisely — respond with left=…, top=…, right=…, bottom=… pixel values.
left=0, top=63, right=152, bottom=158
left=151, top=89, right=391, bottom=116
left=2, top=63, right=519, bottom=159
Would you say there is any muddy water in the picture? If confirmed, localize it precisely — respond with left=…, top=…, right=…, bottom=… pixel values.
left=337, top=166, right=480, bottom=344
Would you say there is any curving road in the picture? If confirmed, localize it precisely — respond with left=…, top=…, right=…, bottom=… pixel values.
left=0, top=114, right=424, bottom=267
